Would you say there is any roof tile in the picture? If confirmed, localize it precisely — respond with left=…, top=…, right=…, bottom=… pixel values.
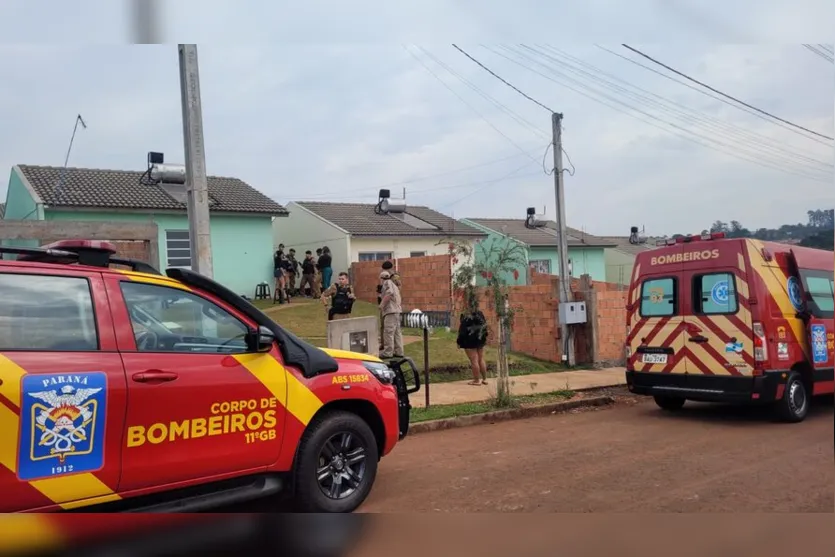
left=466, top=218, right=616, bottom=248
left=16, top=165, right=287, bottom=215
left=296, top=201, right=485, bottom=237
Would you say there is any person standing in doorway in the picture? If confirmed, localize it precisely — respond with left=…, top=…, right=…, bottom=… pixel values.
left=318, top=246, right=333, bottom=290
left=457, top=287, right=489, bottom=385
left=379, top=270, right=404, bottom=359
left=321, top=272, right=356, bottom=321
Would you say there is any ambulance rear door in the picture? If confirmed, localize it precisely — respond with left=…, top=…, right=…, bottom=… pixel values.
left=629, top=241, right=686, bottom=374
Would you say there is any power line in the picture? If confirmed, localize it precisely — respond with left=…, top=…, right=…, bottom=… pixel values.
left=415, top=46, right=548, bottom=139
left=501, top=45, right=831, bottom=183
left=596, top=44, right=832, bottom=147
left=291, top=163, right=544, bottom=203
left=802, top=44, right=834, bottom=63
left=532, top=44, right=832, bottom=171
left=437, top=161, right=542, bottom=209
left=295, top=147, right=541, bottom=200
left=451, top=44, right=554, bottom=113
left=487, top=45, right=830, bottom=184
left=403, top=43, right=540, bottom=165
left=817, top=44, right=834, bottom=55
left=621, top=44, right=834, bottom=141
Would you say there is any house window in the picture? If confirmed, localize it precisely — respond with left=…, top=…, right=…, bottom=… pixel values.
left=409, top=251, right=427, bottom=258
left=529, top=259, right=551, bottom=274
left=166, top=230, right=192, bottom=269
left=358, top=252, right=393, bottom=262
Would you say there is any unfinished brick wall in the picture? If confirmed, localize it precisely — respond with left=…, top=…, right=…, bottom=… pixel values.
left=349, top=254, right=452, bottom=312
left=456, top=270, right=627, bottom=366
left=595, top=290, right=628, bottom=363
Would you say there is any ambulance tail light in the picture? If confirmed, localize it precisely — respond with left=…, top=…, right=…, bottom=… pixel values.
left=753, top=322, right=768, bottom=362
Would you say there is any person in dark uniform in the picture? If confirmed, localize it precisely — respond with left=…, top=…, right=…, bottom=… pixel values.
left=299, top=250, right=318, bottom=297
left=321, top=272, right=355, bottom=321
left=286, top=248, right=299, bottom=296
left=457, top=287, right=489, bottom=385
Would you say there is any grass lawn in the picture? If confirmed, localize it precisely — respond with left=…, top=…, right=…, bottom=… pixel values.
left=410, top=389, right=575, bottom=423
left=263, top=299, right=566, bottom=383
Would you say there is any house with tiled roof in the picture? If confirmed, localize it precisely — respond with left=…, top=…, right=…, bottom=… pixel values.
left=460, top=217, right=617, bottom=285
left=3, top=164, right=287, bottom=294
left=598, top=235, right=661, bottom=287
left=273, top=201, right=486, bottom=275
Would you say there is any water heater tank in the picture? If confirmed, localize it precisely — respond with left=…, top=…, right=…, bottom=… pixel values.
left=380, top=198, right=407, bottom=213
left=149, top=163, right=187, bottom=184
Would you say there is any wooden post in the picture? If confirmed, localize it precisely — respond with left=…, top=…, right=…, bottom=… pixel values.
left=580, top=274, right=600, bottom=365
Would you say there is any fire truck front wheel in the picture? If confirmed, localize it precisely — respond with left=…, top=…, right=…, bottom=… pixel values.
left=293, top=410, right=380, bottom=513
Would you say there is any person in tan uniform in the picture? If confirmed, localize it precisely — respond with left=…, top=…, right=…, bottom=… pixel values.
left=379, top=270, right=404, bottom=359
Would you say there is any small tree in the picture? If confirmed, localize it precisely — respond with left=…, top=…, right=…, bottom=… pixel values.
left=446, top=238, right=528, bottom=407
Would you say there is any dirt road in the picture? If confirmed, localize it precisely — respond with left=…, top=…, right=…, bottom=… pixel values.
left=359, top=394, right=834, bottom=512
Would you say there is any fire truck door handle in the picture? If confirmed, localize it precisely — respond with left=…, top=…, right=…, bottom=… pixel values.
left=132, top=370, right=179, bottom=384
left=688, top=335, right=708, bottom=343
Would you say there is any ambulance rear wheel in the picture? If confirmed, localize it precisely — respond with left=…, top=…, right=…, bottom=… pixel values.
left=775, top=372, right=808, bottom=423
left=293, top=410, right=379, bottom=513
left=654, top=395, right=686, bottom=411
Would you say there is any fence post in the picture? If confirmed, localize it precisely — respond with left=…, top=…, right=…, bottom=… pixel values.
left=406, top=310, right=432, bottom=408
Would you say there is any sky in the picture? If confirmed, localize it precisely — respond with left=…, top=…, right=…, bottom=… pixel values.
left=0, top=1, right=832, bottom=237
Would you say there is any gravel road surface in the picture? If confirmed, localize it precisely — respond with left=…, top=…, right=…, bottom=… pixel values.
left=359, top=392, right=834, bottom=512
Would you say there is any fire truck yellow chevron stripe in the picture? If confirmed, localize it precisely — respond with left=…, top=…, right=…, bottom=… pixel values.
left=233, top=353, right=323, bottom=426
left=115, top=270, right=192, bottom=290
left=0, top=516, right=64, bottom=554
left=0, top=354, right=25, bottom=407
left=0, top=362, right=121, bottom=509
left=745, top=240, right=808, bottom=348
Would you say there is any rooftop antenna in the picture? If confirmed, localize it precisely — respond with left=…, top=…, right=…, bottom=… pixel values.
left=54, top=114, right=87, bottom=200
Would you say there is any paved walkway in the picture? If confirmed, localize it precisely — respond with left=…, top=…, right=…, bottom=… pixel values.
left=409, top=367, right=626, bottom=408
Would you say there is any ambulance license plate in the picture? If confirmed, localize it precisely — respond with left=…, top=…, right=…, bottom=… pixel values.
left=641, top=353, right=668, bottom=364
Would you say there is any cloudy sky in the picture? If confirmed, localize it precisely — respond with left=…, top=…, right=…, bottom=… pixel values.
left=0, top=1, right=832, bottom=237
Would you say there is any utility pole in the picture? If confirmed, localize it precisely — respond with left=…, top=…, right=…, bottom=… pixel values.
left=552, top=112, right=575, bottom=366
left=178, top=44, right=214, bottom=278
left=131, top=0, right=160, bottom=43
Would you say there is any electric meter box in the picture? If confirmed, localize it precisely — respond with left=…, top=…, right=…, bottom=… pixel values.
left=558, top=301, right=587, bottom=325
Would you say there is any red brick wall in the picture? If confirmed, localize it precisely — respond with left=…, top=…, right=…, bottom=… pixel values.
left=351, top=258, right=628, bottom=365
left=595, top=290, right=628, bottom=363
left=455, top=271, right=627, bottom=365
left=349, top=254, right=452, bottom=312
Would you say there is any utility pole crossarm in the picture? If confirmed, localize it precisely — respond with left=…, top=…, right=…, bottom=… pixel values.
left=552, top=112, right=575, bottom=366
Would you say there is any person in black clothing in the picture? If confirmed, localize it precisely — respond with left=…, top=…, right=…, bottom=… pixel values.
left=318, top=246, right=333, bottom=290
left=321, top=272, right=355, bottom=321
left=298, top=251, right=318, bottom=297
left=457, top=287, right=489, bottom=385
left=273, top=249, right=287, bottom=303
left=273, top=249, right=292, bottom=304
